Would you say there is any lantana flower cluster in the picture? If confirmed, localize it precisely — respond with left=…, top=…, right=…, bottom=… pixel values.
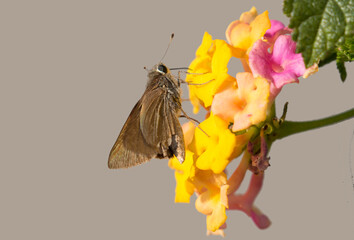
left=169, top=7, right=316, bottom=236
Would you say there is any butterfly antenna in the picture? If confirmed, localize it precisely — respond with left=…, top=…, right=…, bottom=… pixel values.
left=159, top=33, right=174, bottom=63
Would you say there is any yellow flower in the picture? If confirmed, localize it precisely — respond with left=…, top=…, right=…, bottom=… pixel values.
left=168, top=122, right=197, bottom=203
left=186, top=32, right=237, bottom=113
left=190, top=113, right=253, bottom=174
left=211, top=72, right=271, bottom=132
left=168, top=150, right=195, bottom=203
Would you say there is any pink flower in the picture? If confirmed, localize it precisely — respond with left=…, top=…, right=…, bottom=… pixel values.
left=249, top=35, right=306, bottom=98
left=264, top=20, right=292, bottom=43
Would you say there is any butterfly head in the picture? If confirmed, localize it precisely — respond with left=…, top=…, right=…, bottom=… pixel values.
left=147, top=63, right=180, bottom=88
left=155, top=63, right=170, bottom=75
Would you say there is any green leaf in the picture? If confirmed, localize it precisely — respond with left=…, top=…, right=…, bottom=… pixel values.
left=337, top=36, right=354, bottom=62
left=336, top=60, right=347, bottom=81
left=336, top=36, right=354, bottom=81
left=283, top=0, right=354, bottom=73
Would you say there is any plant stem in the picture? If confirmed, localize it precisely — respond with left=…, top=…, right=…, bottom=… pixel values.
left=274, top=108, right=354, bottom=140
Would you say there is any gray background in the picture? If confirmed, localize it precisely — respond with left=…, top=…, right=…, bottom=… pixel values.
left=1, top=0, right=354, bottom=239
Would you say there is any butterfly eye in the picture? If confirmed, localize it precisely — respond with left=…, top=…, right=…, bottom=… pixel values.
left=157, top=64, right=168, bottom=74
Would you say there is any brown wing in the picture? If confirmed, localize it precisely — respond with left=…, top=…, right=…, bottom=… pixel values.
left=140, top=86, right=185, bottom=163
left=108, top=99, right=158, bottom=169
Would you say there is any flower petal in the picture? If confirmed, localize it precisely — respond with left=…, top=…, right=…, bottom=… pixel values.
left=239, top=6, right=258, bottom=23
left=182, top=122, right=196, bottom=147
left=206, top=203, right=227, bottom=232
left=249, top=11, right=271, bottom=48
left=264, top=20, right=285, bottom=39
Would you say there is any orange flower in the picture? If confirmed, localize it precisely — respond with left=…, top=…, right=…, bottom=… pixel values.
left=194, top=169, right=229, bottom=232
left=212, top=72, right=271, bottom=132
left=225, top=7, right=271, bottom=71
left=226, top=8, right=271, bottom=55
